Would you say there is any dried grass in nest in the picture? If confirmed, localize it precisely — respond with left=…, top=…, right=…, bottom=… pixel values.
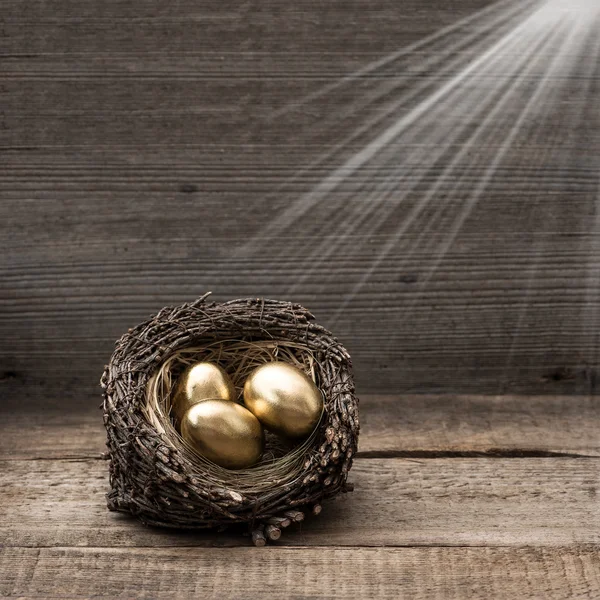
left=101, top=294, right=359, bottom=546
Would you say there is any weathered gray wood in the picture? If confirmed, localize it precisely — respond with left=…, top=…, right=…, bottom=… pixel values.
left=0, top=408, right=105, bottom=460
left=1, top=457, right=598, bottom=548
left=360, top=394, right=600, bottom=457
left=0, top=0, right=498, bottom=54
left=1, top=394, right=598, bottom=460
left=2, top=546, right=599, bottom=600
left=2, top=0, right=600, bottom=397
left=2, top=2, right=599, bottom=596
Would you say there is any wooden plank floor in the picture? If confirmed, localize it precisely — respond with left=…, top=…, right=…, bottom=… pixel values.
left=1, top=396, right=599, bottom=598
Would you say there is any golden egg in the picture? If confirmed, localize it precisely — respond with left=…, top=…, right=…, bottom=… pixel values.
left=180, top=400, right=264, bottom=469
left=243, top=361, right=323, bottom=438
left=171, top=362, right=236, bottom=424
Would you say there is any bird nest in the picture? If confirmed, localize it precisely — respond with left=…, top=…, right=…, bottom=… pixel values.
left=101, top=294, right=359, bottom=545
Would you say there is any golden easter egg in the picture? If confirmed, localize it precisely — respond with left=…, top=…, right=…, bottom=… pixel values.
left=171, top=362, right=236, bottom=424
left=180, top=400, right=264, bottom=469
left=243, top=361, right=323, bottom=438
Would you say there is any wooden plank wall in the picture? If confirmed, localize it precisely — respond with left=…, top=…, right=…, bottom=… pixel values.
left=2, top=0, right=600, bottom=404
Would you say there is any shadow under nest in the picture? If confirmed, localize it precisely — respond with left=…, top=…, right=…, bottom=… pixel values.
left=101, top=294, right=359, bottom=545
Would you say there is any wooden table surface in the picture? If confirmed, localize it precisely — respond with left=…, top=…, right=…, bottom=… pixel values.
left=2, top=0, right=600, bottom=596
left=1, top=394, right=599, bottom=598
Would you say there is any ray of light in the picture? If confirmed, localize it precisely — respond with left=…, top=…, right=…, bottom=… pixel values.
left=286, top=1, right=570, bottom=301
left=240, top=0, right=542, bottom=257
left=273, top=0, right=535, bottom=142
left=284, top=20, right=560, bottom=298
left=267, top=0, right=537, bottom=121
left=239, top=0, right=600, bottom=338
left=245, top=0, right=555, bottom=265
left=325, top=1, right=600, bottom=326
left=405, top=14, right=593, bottom=303
left=326, top=16, right=572, bottom=326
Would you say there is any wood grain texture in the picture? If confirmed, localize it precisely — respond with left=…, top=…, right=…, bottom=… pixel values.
left=360, top=394, right=600, bottom=457
left=1, top=394, right=598, bottom=459
left=1, top=456, right=598, bottom=548
left=2, top=0, right=600, bottom=397
left=2, top=546, right=599, bottom=600
left=0, top=0, right=499, bottom=54
left=2, top=2, right=599, bottom=596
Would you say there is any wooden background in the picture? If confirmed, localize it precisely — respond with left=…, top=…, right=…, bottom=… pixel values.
left=2, top=0, right=600, bottom=409
left=1, top=1, right=600, bottom=597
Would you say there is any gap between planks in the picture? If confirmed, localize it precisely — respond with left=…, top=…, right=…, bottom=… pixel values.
left=1, top=394, right=598, bottom=459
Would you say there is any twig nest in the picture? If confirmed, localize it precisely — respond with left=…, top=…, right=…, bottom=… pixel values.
left=101, top=294, right=359, bottom=545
